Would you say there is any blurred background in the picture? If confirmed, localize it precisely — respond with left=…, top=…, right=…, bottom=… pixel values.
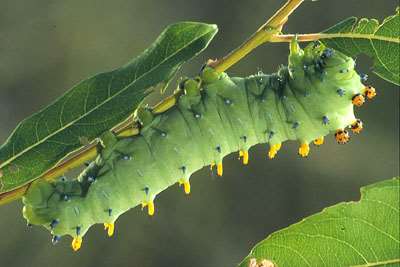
left=0, top=0, right=398, bottom=266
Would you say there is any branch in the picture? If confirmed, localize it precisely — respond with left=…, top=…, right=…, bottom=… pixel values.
left=270, top=33, right=400, bottom=43
left=210, top=0, right=305, bottom=72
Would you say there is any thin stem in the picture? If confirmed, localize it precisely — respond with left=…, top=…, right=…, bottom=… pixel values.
left=270, top=33, right=400, bottom=43
left=42, top=145, right=99, bottom=181
left=211, top=0, right=304, bottom=72
left=0, top=185, right=30, bottom=205
left=263, top=0, right=304, bottom=29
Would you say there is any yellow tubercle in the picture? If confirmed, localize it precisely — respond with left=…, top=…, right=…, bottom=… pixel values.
left=268, top=143, right=282, bottom=159
left=217, top=162, right=223, bottom=176
left=239, top=150, right=249, bottom=165
left=210, top=162, right=215, bottom=170
left=147, top=201, right=155, bottom=216
left=313, top=136, right=324, bottom=146
left=179, top=179, right=191, bottom=195
left=141, top=200, right=155, bottom=216
left=104, top=223, right=115, bottom=237
left=298, top=143, right=310, bottom=157
left=71, top=236, right=82, bottom=251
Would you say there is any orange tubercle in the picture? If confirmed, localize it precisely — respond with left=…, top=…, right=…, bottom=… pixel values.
left=335, top=129, right=350, bottom=144
left=364, top=86, right=377, bottom=100
left=351, top=119, right=363, bottom=134
left=352, top=94, right=365, bottom=107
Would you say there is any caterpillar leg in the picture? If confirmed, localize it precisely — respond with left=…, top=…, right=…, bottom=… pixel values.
left=181, top=77, right=201, bottom=96
left=99, top=130, right=119, bottom=148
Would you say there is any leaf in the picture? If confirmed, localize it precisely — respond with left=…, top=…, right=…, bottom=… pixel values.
left=320, top=8, right=400, bottom=85
left=0, top=22, right=218, bottom=194
left=238, top=177, right=400, bottom=267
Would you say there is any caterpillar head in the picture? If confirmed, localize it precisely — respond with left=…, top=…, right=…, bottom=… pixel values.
left=281, top=39, right=375, bottom=150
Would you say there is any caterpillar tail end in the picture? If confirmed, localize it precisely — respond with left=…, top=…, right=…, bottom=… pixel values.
left=104, top=223, right=115, bottom=237
left=72, top=236, right=82, bottom=251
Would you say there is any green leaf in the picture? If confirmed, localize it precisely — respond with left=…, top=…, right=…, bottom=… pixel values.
left=320, top=8, right=400, bottom=85
left=238, top=177, right=400, bottom=267
left=0, top=22, right=218, bottom=194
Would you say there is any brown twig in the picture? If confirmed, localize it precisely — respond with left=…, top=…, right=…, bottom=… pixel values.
left=210, top=0, right=304, bottom=72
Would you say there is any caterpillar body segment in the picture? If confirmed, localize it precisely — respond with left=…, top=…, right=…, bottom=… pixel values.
left=22, top=42, right=370, bottom=250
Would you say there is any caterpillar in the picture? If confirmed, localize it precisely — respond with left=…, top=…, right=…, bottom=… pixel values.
left=22, top=40, right=376, bottom=251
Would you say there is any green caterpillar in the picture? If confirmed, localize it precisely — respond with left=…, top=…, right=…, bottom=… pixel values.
left=22, top=40, right=376, bottom=251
